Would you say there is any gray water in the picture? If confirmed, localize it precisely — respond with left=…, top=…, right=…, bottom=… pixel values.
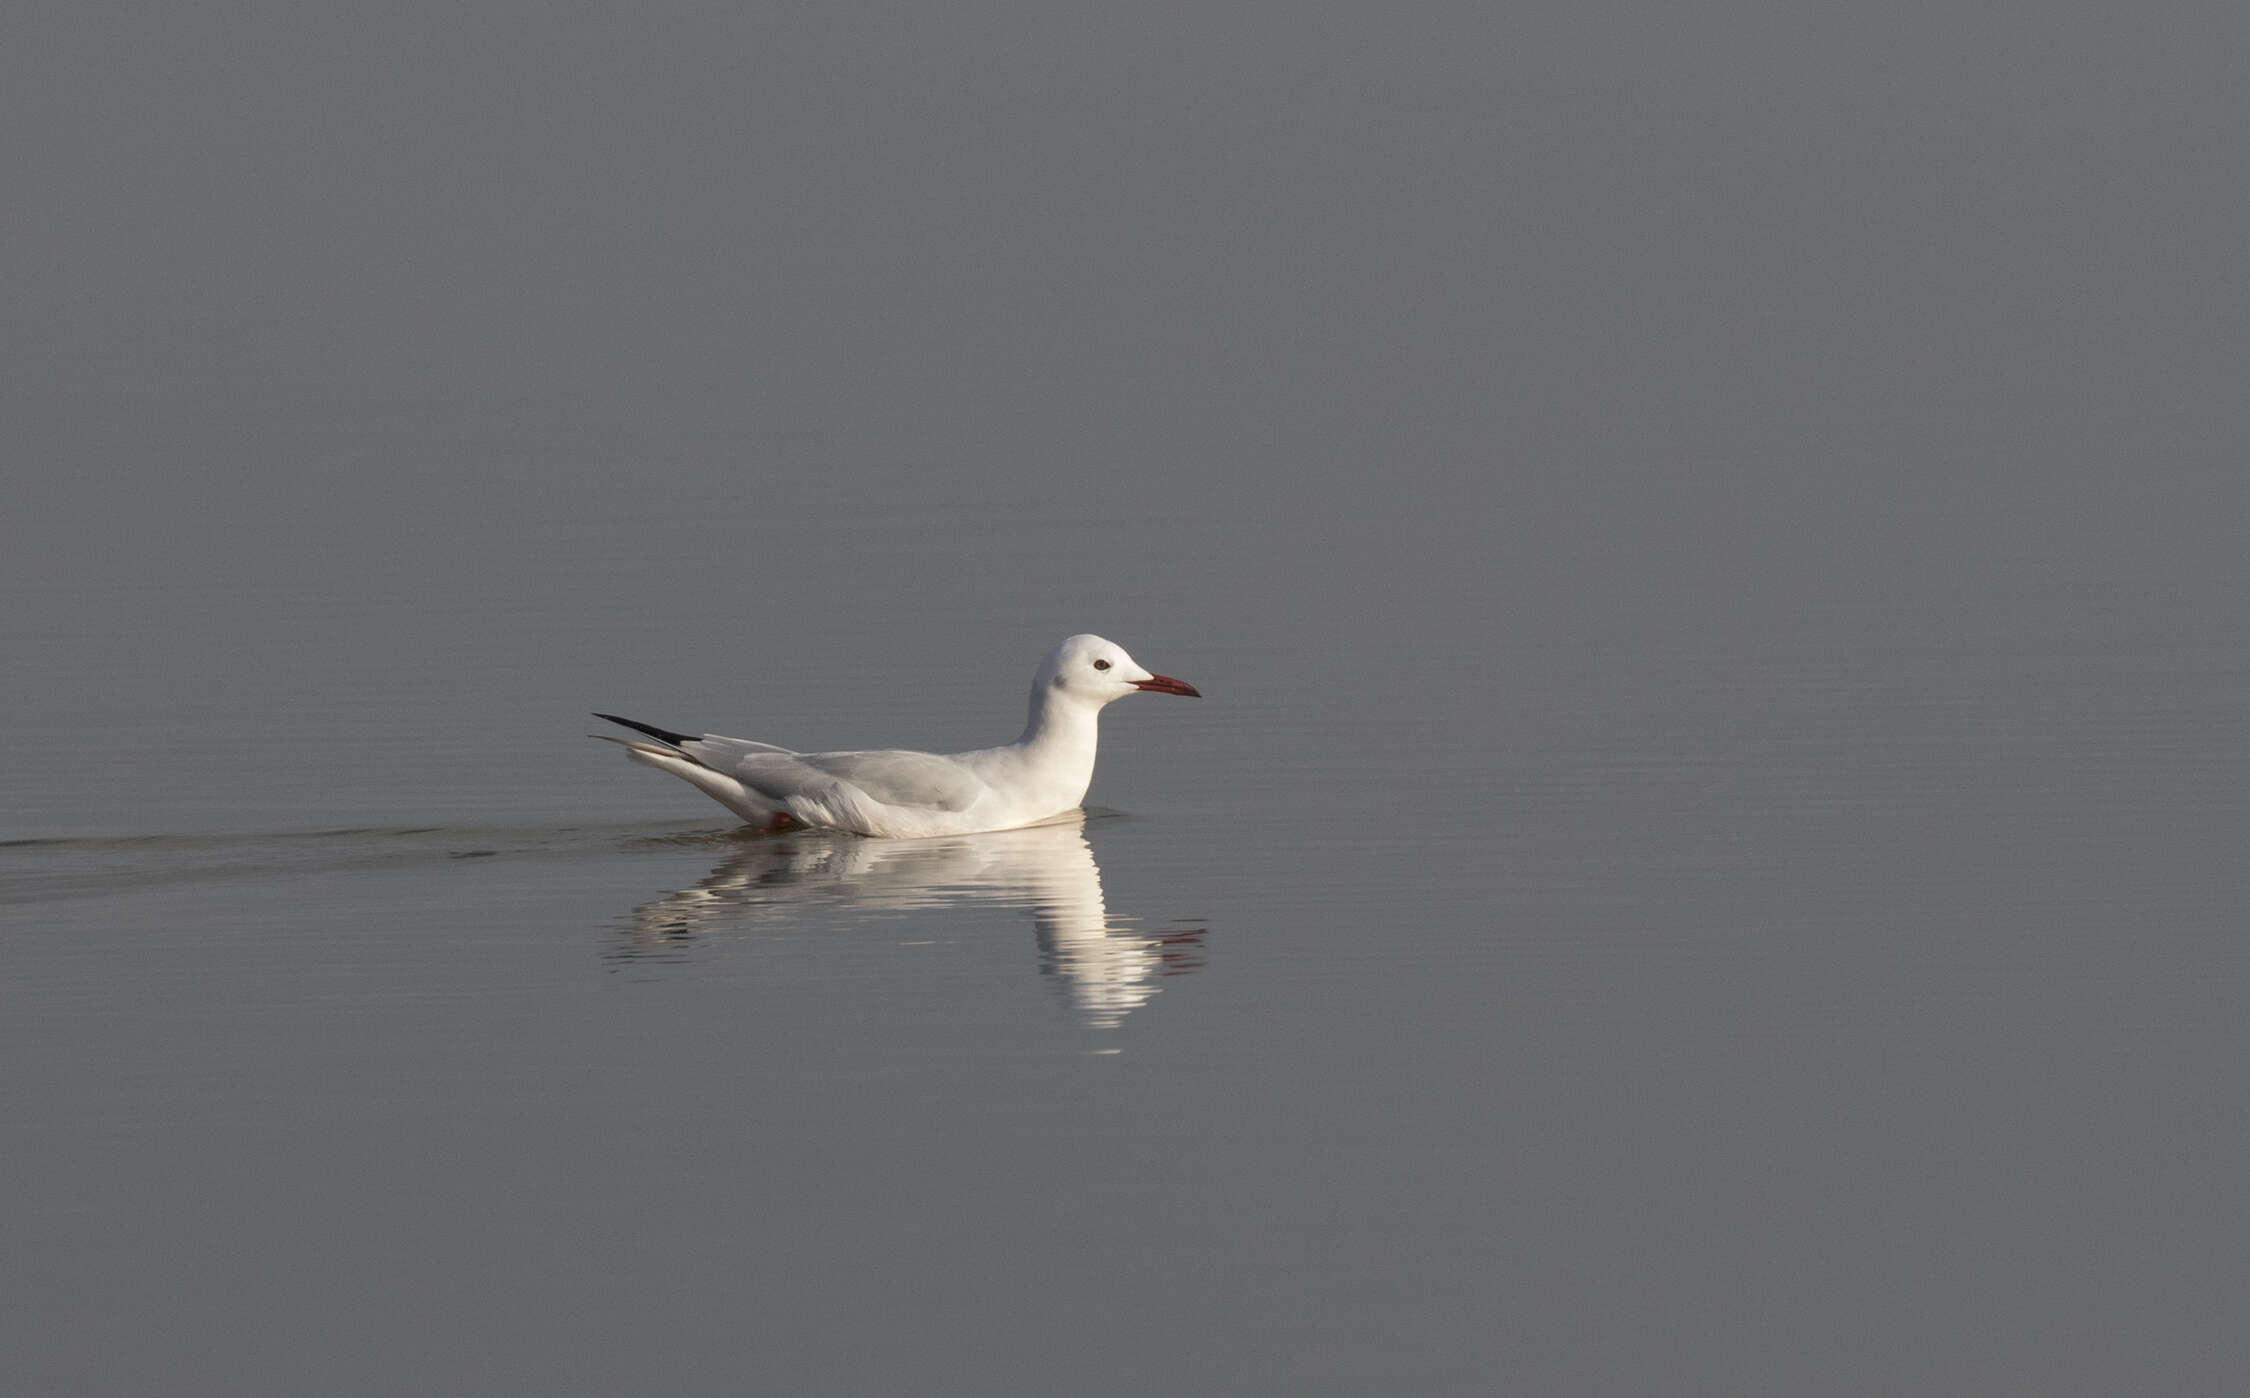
left=7, top=2, right=2250, bottom=1393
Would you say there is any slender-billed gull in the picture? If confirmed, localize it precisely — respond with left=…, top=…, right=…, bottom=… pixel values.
left=594, top=634, right=1199, bottom=838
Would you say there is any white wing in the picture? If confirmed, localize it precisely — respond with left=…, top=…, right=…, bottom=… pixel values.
left=796, top=750, right=988, bottom=813
left=687, top=742, right=988, bottom=815
left=680, top=734, right=799, bottom=768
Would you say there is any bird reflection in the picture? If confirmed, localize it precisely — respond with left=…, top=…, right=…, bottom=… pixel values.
left=612, top=812, right=1204, bottom=1030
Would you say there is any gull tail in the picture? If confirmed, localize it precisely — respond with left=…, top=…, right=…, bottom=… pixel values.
left=590, top=714, right=775, bottom=823
left=588, top=734, right=691, bottom=762
left=592, top=713, right=699, bottom=749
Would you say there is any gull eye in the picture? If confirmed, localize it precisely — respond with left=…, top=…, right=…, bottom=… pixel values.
left=1093, top=659, right=1111, bottom=671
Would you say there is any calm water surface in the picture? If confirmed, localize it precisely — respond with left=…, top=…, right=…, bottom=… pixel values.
left=8, top=2, right=2250, bottom=1392
left=9, top=473, right=2247, bottom=1394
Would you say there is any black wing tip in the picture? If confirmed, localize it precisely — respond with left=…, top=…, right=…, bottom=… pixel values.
left=592, top=712, right=699, bottom=747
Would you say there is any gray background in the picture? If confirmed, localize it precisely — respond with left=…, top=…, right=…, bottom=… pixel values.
left=6, top=2, right=2248, bottom=1393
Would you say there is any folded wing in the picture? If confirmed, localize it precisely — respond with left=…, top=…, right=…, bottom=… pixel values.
left=680, top=734, right=798, bottom=767
left=689, top=743, right=988, bottom=815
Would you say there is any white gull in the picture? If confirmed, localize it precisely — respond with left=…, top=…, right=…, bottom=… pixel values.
left=593, top=634, right=1201, bottom=838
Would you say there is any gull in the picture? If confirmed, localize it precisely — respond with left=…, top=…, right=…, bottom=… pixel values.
left=593, top=634, right=1201, bottom=838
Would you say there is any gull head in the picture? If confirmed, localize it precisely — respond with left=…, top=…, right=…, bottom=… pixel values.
left=1039, top=634, right=1201, bottom=707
